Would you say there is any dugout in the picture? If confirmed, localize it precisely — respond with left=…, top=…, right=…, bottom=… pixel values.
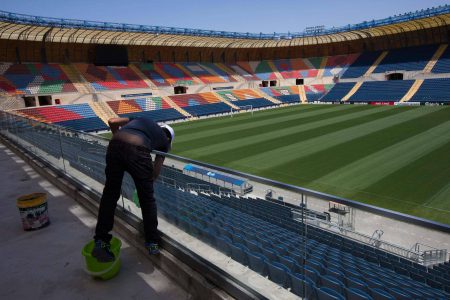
left=183, top=164, right=253, bottom=195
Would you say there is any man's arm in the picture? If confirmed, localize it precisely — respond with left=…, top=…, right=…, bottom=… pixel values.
left=108, top=117, right=130, bottom=135
left=152, top=155, right=165, bottom=181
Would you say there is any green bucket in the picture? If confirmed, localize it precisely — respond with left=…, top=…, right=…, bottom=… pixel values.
left=82, top=237, right=122, bottom=280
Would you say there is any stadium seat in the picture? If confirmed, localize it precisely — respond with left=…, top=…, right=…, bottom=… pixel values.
left=317, top=287, right=346, bottom=300
left=246, top=251, right=268, bottom=276
left=346, top=287, right=374, bottom=300
left=267, top=262, right=290, bottom=287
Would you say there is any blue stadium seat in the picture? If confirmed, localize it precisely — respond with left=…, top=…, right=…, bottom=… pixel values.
left=320, top=274, right=345, bottom=294
left=267, top=262, right=290, bottom=287
left=346, top=287, right=374, bottom=300
left=246, top=251, right=268, bottom=276
left=289, top=273, right=316, bottom=298
left=369, top=287, right=395, bottom=300
left=230, top=243, right=248, bottom=266
left=317, top=286, right=346, bottom=300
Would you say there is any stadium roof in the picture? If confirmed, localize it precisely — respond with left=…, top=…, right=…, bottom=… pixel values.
left=0, top=6, right=449, bottom=48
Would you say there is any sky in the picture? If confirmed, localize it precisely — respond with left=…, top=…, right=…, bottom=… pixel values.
left=1, top=0, right=449, bottom=34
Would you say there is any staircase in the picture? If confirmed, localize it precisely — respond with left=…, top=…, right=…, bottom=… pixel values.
left=316, top=57, right=328, bottom=79
left=400, top=79, right=424, bottom=102
left=162, top=96, right=192, bottom=117
left=215, top=63, right=246, bottom=82
left=342, top=82, right=363, bottom=102
left=423, top=44, right=448, bottom=73
left=364, top=51, right=388, bottom=76
left=89, top=101, right=118, bottom=126
left=176, top=64, right=203, bottom=85
left=213, top=92, right=239, bottom=110
left=253, top=89, right=281, bottom=104
left=129, top=64, right=157, bottom=88
left=60, top=64, right=92, bottom=94
left=267, top=61, right=284, bottom=80
left=298, top=85, right=307, bottom=103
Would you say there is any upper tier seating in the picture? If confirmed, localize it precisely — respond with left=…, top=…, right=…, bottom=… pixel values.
left=154, top=183, right=450, bottom=299
left=305, top=84, right=334, bottom=102
left=0, top=63, right=77, bottom=95
left=74, top=64, right=149, bottom=91
left=180, top=63, right=235, bottom=84
left=153, top=63, right=202, bottom=86
left=341, top=51, right=382, bottom=79
left=431, top=46, right=450, bottom=73
left=374, top=45, right=438, bottom=73
left=349, top=80, right=414, bottom=102
left=272, top=59, right=318, bottom=79
left=319, top=82, right=356, bottom=102
left=323, top=54, right=359, bottom=77
left=236, top=61, right=278, bottom=81
left=410, top=78, right=450, bottom=102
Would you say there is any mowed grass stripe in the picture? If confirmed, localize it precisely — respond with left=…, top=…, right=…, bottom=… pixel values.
left=312, top=118, right=450, bottom=191
left=174, top=106, right=393, bottom=158
left=228, top=106, right=440, bottom=171
left=357, top=141, right=450, bottom=224
left=191, top=106, right=402, bottom=163
left=174, top=104, right=355, bottom=145
left=278, top=107, right=450, bottom=186
left=426, top=182, right=450, bottom=211
left=173, top=104, right=319, bottom=135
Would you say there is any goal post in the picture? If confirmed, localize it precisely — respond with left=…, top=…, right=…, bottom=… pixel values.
left=231, top=105, right=253, bottom=117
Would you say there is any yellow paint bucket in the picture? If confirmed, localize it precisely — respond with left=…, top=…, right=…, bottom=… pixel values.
left=16, top=193, right=50, bottom=231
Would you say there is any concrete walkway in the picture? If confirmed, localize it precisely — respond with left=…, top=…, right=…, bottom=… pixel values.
left=0, top=143, right=189, bottom=300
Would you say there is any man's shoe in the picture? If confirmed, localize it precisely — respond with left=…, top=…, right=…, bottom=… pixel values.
left=145, top=242, right=160, bottom=255
left=91, top=240, right=115, bottom=262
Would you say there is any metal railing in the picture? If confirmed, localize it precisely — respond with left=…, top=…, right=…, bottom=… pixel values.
left=0, top=5, right=449, bottom=40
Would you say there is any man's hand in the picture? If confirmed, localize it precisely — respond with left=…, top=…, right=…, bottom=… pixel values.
left=153, top=155, right=165, bottom=181
left=108, top=118, right=130, bottom=135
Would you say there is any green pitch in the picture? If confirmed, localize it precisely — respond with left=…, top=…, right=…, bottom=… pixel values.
left=170, top=105, right=450, bottom=225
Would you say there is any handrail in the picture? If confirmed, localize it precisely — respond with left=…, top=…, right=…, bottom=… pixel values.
left=0, top=5, right=449, bottom=40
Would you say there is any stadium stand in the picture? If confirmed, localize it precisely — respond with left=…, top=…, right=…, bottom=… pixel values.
left=373, top=45, right=439, bottom=73
left=169, top=92, right=222, bottom=107
left=260, top=86, right=301, bottom=104
left=305, top=84, right=334, bottom=102
left=107, top=97, right=185, bottom=122
left=272, top=59, right=319, bottom=79
left=74, top=64, right=149, bottom=91
left=0, top=63, right=78, bottom=95
left=431, top=45, right=450, bottom=73
left=341, top=51, right=383, bottom=79
left=16, top=103, right=108, bottom=132
left=319, top=82, right=356, bottom=102
left=349, top=80, right=415, bottom=102
left=323, top=54, right=359, bottom=77
left=236, top=61, right=278, bottom=81
left=180, top=63, right=232, bottom=84
left=152, top=63, right=202, bottom=86
left=153, top=182, right=450, bottom=299
left=215, top=89, right=277, bottom=108
left=410, top=78, right=450, bottom=103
